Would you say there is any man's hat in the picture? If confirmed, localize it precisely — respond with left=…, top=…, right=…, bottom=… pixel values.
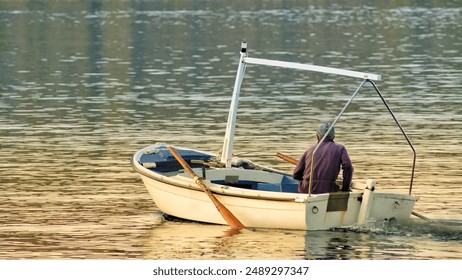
left=316, top=122, right=335, bottom=140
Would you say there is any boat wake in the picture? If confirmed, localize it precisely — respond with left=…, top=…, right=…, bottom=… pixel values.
left=336, top=218, right=462, bottom=242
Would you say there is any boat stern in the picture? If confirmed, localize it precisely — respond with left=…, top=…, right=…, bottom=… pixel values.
left=357, top=180, right=417, bottom=225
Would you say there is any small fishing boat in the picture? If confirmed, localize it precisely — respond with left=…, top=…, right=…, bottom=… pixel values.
left=131, top=42, right=418, bottom=231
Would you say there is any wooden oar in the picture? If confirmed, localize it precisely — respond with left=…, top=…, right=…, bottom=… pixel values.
left=411, top=211, right=433, bottom=223
left=276, top=152, right=298, bottom=165
left=168, top=146, right=244, bottom=230
left=276, top=151, right=434, bottom=223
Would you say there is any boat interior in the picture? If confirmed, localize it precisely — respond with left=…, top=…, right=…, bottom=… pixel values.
left=192, top=169, right=299, bottom=193
left=138, top=145, right=300, bottom=193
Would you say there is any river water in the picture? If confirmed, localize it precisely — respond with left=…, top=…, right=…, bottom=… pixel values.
left=0, top=0, right=461, bottom=260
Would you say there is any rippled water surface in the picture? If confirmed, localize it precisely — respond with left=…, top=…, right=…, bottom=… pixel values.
left=0, top=0, right=461, bottom=259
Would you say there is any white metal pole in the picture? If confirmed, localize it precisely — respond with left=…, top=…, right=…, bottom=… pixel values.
left=308, top=79, right=367, bottom=195
left=221, top=42, right=248, bottom=167
left=244, top=57, right=381, bottom=81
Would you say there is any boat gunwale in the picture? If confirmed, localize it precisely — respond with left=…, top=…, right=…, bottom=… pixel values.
left=132, top=141, right=416, bottom=203
left=130, top=145, right=353, bottom=202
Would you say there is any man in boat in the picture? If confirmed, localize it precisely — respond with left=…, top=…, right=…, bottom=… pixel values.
left=293, top=123, right=354, bottom=194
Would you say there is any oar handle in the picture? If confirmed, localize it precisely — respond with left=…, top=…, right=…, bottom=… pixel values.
left=169, top=147, right=198, bottom=179
left=168, top=147, right=215, bottom=198
left=276, top=152, right=298, bottom=165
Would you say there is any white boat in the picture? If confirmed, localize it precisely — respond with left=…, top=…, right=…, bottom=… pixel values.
left=131, top=42, right=418, bottom=231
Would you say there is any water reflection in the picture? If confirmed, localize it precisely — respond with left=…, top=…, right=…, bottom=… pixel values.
left=142, top=217, right=462, bottom=260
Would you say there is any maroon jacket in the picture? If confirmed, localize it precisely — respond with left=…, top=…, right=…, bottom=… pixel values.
left=293, top=139, right=354, bottom=194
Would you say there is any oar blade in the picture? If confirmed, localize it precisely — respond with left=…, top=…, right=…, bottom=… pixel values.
left=214, top=200, right=244, bottom=230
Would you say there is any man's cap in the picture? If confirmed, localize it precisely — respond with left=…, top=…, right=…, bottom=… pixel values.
left=316, top=122, right=335, bottom=140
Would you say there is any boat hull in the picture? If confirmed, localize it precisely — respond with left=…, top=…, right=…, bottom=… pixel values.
left=140, top=173, right=364, bottom=230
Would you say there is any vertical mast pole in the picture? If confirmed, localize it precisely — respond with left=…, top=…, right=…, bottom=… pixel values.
left=221, top=42, right=248, bottom=167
